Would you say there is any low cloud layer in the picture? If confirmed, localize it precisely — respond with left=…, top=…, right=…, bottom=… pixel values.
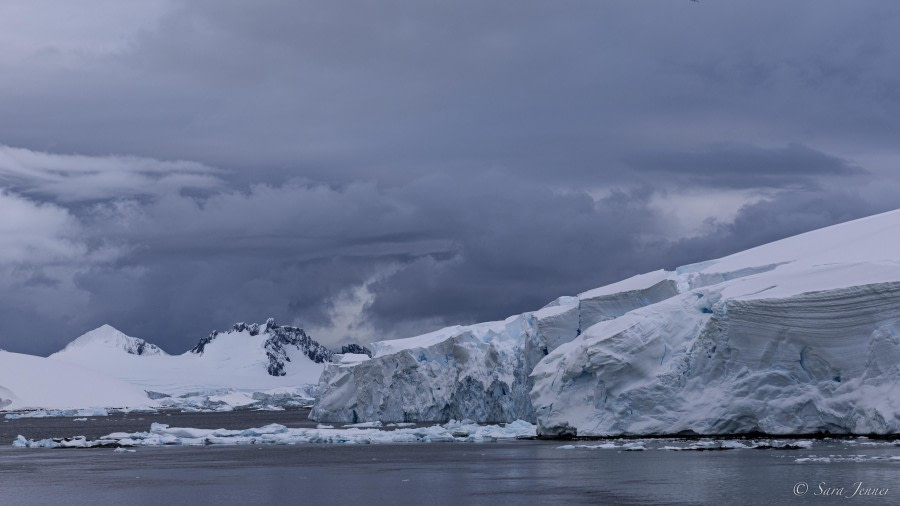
left=624, top=143, right=867, bottom=189
left=2, top=144, right=896, bottom=355
left=0, top=145, right=221, bottom=201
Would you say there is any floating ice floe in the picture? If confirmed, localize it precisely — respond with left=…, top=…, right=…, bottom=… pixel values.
left=795, top=455, right=900, bottom=463
left=342, top=421, right=383, bottom=428
left=11, top=419, right=536, bottom=448
left=5, top=408, right=110, bottom=420
left=748, top=440, right=814, bottom=450
left=659, top=440, right=750, bottom=451
left=557, top=442, right=645, bottom=451
left=655, top=440, right=815, bottom=450
left=839, top=438, right=900, bottom=448
left=558, top=439, right=817, bottom=451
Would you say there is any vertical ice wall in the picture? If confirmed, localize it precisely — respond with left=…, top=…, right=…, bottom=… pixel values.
left=310, top=277, right=678, bottom=423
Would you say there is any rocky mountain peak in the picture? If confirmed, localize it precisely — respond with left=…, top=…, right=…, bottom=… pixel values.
left=190, top=318, right=334, bottom=376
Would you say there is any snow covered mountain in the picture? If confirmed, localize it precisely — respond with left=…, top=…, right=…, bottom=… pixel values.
left=53, top=324, right=167, bottom=357
left=312, top=209, right=900, bottom=435
left=192, top=318, right=333, bottom=376
left=46, top=319, right=332, bottom=409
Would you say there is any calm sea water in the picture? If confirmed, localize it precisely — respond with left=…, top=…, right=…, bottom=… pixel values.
left=1, top=410, right=897, bottom=505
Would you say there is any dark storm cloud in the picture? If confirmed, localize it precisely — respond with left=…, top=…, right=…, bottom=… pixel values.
left=623, top=143, right=866, bottom=189
left=363, top=183, right=668, bottom=328
left=0, top=171, right=672, bottom=353
left=1, top=1, right=900, bottom=354
left=662, top=188, right=899, bottom=271
left=2, top=1, right=899, bottom=184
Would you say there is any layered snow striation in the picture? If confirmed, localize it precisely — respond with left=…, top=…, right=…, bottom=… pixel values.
left=192, top=318, right=333, bottom=376
left=310, top=276, right=678, bottom=423
left=533, top=282, right=900, bottom=436
left=532, top=209, right=900, bottom=437
left=313, top=208, right=900, bottom=435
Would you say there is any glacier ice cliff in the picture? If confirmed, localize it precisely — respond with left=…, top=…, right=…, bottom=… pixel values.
left=310, top=274, right=678, bottom=423
left=312, top=209, right=900, bottom=435
left=532, top=282, right=900, bottom=436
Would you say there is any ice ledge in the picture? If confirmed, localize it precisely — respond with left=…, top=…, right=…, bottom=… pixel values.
left=532, top=282, right=900, bottom=437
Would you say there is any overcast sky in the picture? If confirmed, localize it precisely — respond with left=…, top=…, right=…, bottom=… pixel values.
left=2, top=0, right=899, bottom=355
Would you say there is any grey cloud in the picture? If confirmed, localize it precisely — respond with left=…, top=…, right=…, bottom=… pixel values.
left=0, top=173, right=671, bottom=354
left=2, top=171, right=900, bottom=356
left=2, top=1, right=899, bottom=186
left=662, top=186, right=900, bottom=271
left=0, top=145, right=222, bottom=201
left=0, top=191, right=124, bottom=351
left=623, top=143, right=866, bottom=189
left=1, top=2, right=900, bottom=355
left=0, top=190, right=113, bottom=265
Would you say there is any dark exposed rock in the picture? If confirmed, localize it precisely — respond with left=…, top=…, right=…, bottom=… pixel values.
left=262, top=318, right=334, bottom=376
left=340, top=343, right=373, bottom=357
left=126, top=339, right=162, bottom=355
left=189, top=331, right=218, bottom=354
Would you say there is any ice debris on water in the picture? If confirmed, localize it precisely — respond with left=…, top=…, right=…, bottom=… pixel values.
left=795, top=455, right=900, bottom=463
left=5, top=408, right=109, bottom=420
left=11, top=420, right=537, bottom=448
left=558, top=439, right=818, bottom=451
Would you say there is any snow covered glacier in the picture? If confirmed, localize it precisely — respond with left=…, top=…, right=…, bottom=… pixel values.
left=313, top=210, right=900, bottom=435
left=0, top=350, right=155, bottom=412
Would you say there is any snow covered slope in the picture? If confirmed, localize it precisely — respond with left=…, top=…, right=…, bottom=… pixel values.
left=0, top=351, right=155, bottom=411
left=48, top=319, right=329, bottom=404
left=313, top=209, right=900, bottom=435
